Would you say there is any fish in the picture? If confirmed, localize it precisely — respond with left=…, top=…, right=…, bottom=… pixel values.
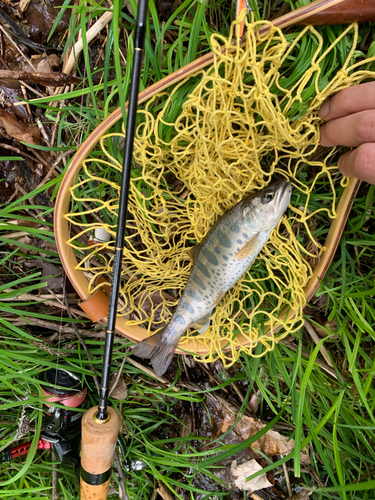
left=132, top=178, right=292, bottom=376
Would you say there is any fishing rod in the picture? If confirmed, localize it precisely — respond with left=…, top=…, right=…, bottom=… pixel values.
left=79, top=0, right=149, bottom=498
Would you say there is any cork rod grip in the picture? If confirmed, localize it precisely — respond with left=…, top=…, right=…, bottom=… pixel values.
left=80, top=407, right=121, bottom=500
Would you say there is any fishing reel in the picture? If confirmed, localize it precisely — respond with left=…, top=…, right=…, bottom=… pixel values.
left=0, top=363, right=87, bottom=475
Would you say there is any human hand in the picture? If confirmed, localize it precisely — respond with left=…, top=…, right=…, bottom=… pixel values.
left=319, top=81, right=375, bottom=184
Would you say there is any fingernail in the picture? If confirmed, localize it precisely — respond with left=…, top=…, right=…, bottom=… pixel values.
left=319, top=125, right=333, bottom=147
left=338, top=152, right=351, bottom=178
left=319, top=100, right=330, bottom=119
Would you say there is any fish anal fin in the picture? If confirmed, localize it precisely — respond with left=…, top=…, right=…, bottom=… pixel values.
left=235, top=234, right=260, bottom=261
left=187, top=242, right=202, bottom=263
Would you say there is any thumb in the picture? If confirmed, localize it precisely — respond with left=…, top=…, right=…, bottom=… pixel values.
left=338, top=144, right=375, bottom=184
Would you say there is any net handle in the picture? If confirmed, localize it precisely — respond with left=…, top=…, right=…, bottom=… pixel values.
left=55, top=0, right=367, bottom=353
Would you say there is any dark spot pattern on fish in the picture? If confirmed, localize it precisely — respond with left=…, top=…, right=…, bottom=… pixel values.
left=182, top=303, right=195, bottom=315
left=197, top=261, right=211, bottom=278
left=174, top=314, right=186, bottom=325
left=202, top=248, right=219, bottom=266
left=192, top=274, right=207, bottom=290
left=186, top=288, right=202, bottom=302
left=132, top=180, right=292, bottom=377
left=231, top=223, right=240, bottom=233
left=218, top=231, right=232, bottom=249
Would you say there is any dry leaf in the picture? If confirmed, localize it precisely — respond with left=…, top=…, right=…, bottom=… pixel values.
left=234, top=415, right=295, bottom=456
left=249, top=390, right=260, bottom=414
left=231, top=460, right=273, bottom=491
left=36, top=58, right=52, bottom=74
left=109, top=373, right=128, bottom=400
left=18, top=0, right=32, bottom=16
left=314, top=317, right=337, bottom=338
left=28, top=260, right=63, bottom=292
left=214, top=459, right=272, bottom=492
left=27, top=0, right=71, bottom=43
left=206, top=392, right=294, bottom=457
left=0, top=109, right=40, bottom=145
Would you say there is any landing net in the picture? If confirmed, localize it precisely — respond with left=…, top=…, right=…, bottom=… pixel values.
left=66, top=13, right=375, bottom=366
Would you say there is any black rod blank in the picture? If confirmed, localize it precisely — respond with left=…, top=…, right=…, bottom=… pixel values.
left=96, top=0, right=149, bottom=421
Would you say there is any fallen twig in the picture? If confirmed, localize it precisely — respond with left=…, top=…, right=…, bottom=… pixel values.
left=108, top=356, right=127, bottom=398
left=8, top=316, right=88, bottom=335
left=114, top=450, right=128, bottom=500
left=0, top=70, right=81, bottom=86
left=0, top=143, right=46, bottom=165
left=283, top=461, right=292, bottom=498
left=125, top=357, right=180, bottom=392
left=63, top=9, right=114, bottom=77
left=35, top=150, right=74, bottom=190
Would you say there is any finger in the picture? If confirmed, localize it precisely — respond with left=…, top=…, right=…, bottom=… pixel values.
left=338, top=143, right=375, bottom=184
left=319, top=110, right=375, bottom=147
left=319, top=81, right=375, bottom=121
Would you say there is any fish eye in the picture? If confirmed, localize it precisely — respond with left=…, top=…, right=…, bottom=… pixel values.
left=262, top=191, right=274, bottom=204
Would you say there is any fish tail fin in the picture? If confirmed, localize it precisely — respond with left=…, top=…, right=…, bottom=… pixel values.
left=132, top=329, right=180, bottom=377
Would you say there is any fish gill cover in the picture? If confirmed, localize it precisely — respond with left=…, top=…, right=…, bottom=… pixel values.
left=65, top=12, right=375, bottom=367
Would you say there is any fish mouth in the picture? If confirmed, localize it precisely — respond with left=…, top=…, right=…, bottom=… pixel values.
left=272, top=179, right=291, bottom=213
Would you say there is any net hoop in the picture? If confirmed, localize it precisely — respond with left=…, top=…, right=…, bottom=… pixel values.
left=55, top=1, right=362, bottom=355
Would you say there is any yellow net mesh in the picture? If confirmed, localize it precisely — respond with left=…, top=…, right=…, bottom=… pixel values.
left=66, top=14, right=375, bottom=366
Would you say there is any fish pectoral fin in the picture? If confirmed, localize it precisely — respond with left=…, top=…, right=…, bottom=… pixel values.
left=192, top=292, right=224, bottom=334
left=192, top=312, right=212, bottom=334
left=211, top=290, right=225, bottom=308
left=187, top=241, right=203, bottom=263
left=235, top=234, right=260, bottom=260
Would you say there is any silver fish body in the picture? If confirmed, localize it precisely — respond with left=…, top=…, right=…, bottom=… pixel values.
left=132, top=179, right=292, bottom=375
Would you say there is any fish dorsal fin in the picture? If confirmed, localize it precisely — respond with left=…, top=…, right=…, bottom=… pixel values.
left=235, top=234, right=260, bottom=261
left=187, top=241, right=203, bottom=263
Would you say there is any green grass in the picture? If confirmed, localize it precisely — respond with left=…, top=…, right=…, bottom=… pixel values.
left=1, top=0, right=375, bottom=499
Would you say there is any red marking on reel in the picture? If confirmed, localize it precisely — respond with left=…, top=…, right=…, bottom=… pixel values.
left=10, top=439, right=51, bottom=459
left=41, top=386, right=87, bottom=408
